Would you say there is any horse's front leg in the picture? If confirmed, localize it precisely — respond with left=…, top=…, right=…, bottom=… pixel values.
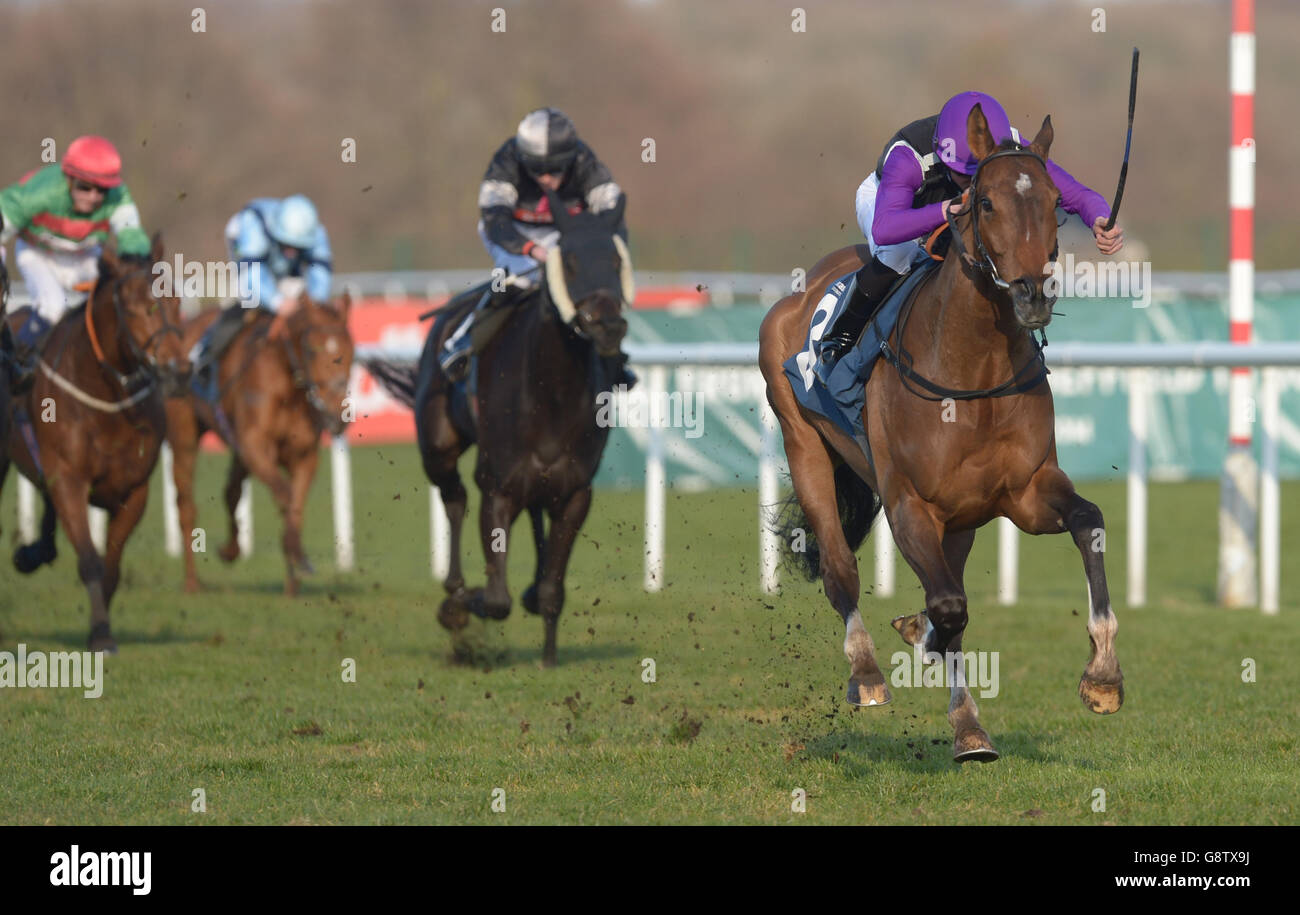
left=1006, top=465, right=1123, bottom=714
left=473, top=487, right=520, bottom=621
left=535, top=486, right=591, bottom=668
left=888, top=491, right=997, bottom=762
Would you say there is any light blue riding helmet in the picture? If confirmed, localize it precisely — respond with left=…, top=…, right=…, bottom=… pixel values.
left=270, top=194, right=320, bottom=249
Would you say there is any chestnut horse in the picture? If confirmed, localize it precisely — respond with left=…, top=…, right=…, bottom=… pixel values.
left=0, top=236, right=189, bottom=652
left=367, top=193, right=631, bottom=666
left=759, top=107, right=1123, bottom=762
left=165, top=292, right=354, bottom=596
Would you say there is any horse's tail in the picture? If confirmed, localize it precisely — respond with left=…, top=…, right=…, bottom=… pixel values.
left=362, top=358, right=419, bottom=409
left=772, top=462, right=881, bottom=582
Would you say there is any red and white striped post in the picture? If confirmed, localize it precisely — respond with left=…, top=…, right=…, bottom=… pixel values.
left=1218, top=0, right=1258, bottom=607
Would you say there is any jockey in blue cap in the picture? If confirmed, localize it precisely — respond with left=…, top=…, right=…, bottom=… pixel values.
left=190, top=194, right=333, bottom=402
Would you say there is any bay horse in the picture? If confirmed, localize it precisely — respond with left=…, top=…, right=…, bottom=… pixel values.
left=165, top=291, right=354, bottom=596
left=0, top=235, right=189, bottom=652
left=759, top=106, right=1123, bottom=762
left=368, top=193, right=631, bottom=666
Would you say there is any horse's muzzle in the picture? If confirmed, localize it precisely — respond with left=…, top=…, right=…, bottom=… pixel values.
left=1011, top=277, right=1056, bottom=330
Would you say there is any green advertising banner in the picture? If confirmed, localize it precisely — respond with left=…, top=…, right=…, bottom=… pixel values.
left=594, top=295, right=1300, bottom=489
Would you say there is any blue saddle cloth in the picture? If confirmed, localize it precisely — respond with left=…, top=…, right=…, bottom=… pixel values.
left=782, top=258, right=940, bottom=453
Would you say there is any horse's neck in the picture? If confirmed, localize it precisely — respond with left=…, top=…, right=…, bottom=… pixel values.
left=917, top=257, right=1034, bottom=379
left=63, top=283, right=129, bottom=375
left=527, top=295, right=595, bottom=408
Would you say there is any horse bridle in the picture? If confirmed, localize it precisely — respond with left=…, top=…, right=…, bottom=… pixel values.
left=283, top=319, right=348, bottom=428
left=878, top=145, right=1060, bottom=402
left=944, top=145, right=1061, bottom=293
left=85, top=266, right=183, bottom=391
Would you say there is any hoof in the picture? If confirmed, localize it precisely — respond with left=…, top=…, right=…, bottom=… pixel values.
left=438, top=592, right=471, bottom=631
left=1079, top=675, right=1124, bottom=714
left=183, top=577, right=201, bottom=594
left=468, top=589, right=510, bottom=621
left=953, top=729, right=999, bottom=763
left=847, top=677, right=892, bottom=707
left=13, top=540, right=56, bottom=574
left=522, top=584, right=540, bottom=616
left=88, top=624, right=118, bottom=655
left=218, top=542, right=240, bottom=563
left=284, top=579, right=300, bottom=598
left=890, top=612, right=929, bottom=647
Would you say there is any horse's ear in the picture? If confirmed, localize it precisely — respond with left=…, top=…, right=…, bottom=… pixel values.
left=336, top=289, right=352, bottom=321
left=966, top=103, right=997, bottom=164
left=150, top=231, right=165, bottom=264
left=601, top=193, right=627, bottom=234
left=545, top=188, right=570, bottom=235
left=1029, top=114, right=1054, bottom=162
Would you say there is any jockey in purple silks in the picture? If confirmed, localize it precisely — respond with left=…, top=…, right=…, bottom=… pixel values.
left=817, top=90, right=1126, bottom=362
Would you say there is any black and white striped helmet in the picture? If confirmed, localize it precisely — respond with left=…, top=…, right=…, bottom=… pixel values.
left=515, top=107, right=579, bottom=175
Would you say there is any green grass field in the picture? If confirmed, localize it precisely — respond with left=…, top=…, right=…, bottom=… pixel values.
left=0, top=444, right=1297, bottom=825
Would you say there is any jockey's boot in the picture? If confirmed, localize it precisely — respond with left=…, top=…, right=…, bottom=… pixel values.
left=438, top=287, right=494, bottom=382
left=8, top=313, right=52, bottom=396
left=816, top=256, right=902, bottom=372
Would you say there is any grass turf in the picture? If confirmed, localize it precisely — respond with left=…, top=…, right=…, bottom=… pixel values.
left=0, top=444, right=1296, bottom=824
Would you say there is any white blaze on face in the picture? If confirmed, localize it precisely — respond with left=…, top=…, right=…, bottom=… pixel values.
left=1016, top=173, right=1032, bottom=195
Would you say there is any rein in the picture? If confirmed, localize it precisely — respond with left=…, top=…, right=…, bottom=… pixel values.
left=880, top=145, right=1054, bottom=402
left=43, top=267, right=181, bottom=413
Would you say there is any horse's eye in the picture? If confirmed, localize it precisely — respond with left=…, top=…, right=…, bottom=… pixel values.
left=980, top=197, right=993, bottom=213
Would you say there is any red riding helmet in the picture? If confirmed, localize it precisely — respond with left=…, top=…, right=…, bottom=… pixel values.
left=62, top=135, right=123, bottom=188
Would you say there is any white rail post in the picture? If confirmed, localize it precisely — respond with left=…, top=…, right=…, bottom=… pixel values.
left=643, top=365, right=668, bottom=593
left=89, top=507, right=108, bottom=554
left=330, top=436, right=354, bottom=571
left=758, top=391, right=781, bottom=594
left=1259, top=367, right=1280, bottom=614
left=162, top=443, right=181, bottom=557
left=17, top=476, right=37, bottom=542
left=236, top=479, right=253, bottom=557
left=1128, top=368, right=1149, bottom=608
left=997, top=516, right=1018, bottom=605
left=430, top=485, right=450, bottom=580
left=874, top=512, right=895, bottom=598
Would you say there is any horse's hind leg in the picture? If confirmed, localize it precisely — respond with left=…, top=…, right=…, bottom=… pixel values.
left=1006, top=466, right=1123, bottom=714
left=218, top=456, right=249, bottom=564
left=521, top=505, right=546, bottom=616
left=166, top=400, right=203, bottom=592
left=419, top=390, right=473, bottom=629
left=782, top=425, right=890, bottom=707
left=888, top=495, right=997, bottom=762
left=534, top=487, right=591, bottom=668
left=14, top=488, right=58, bottom=573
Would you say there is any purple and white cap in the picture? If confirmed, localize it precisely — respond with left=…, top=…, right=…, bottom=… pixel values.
left=934, top=91, right=1017, bottom=176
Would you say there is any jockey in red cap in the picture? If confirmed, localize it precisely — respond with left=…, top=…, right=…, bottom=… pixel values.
left=0, top=135, right=151, bottom=389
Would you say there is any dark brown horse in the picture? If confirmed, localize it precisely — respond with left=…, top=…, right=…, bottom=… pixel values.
left=760, top=106, right=1123, bottom=762
left=0, top=235, right=189, bottom=652
left=165, top=292, right=354, bottom=596
left=368, top=194, right=631, bottom=666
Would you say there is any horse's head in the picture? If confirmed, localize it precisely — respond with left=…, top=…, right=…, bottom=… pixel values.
left=957, top=104, right=1060, bottom=330
left=286, top=289, right=354, bottom=436
left=543, top=190, right=632, bottom=357
left=99, top=232, right=189, bottom=390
